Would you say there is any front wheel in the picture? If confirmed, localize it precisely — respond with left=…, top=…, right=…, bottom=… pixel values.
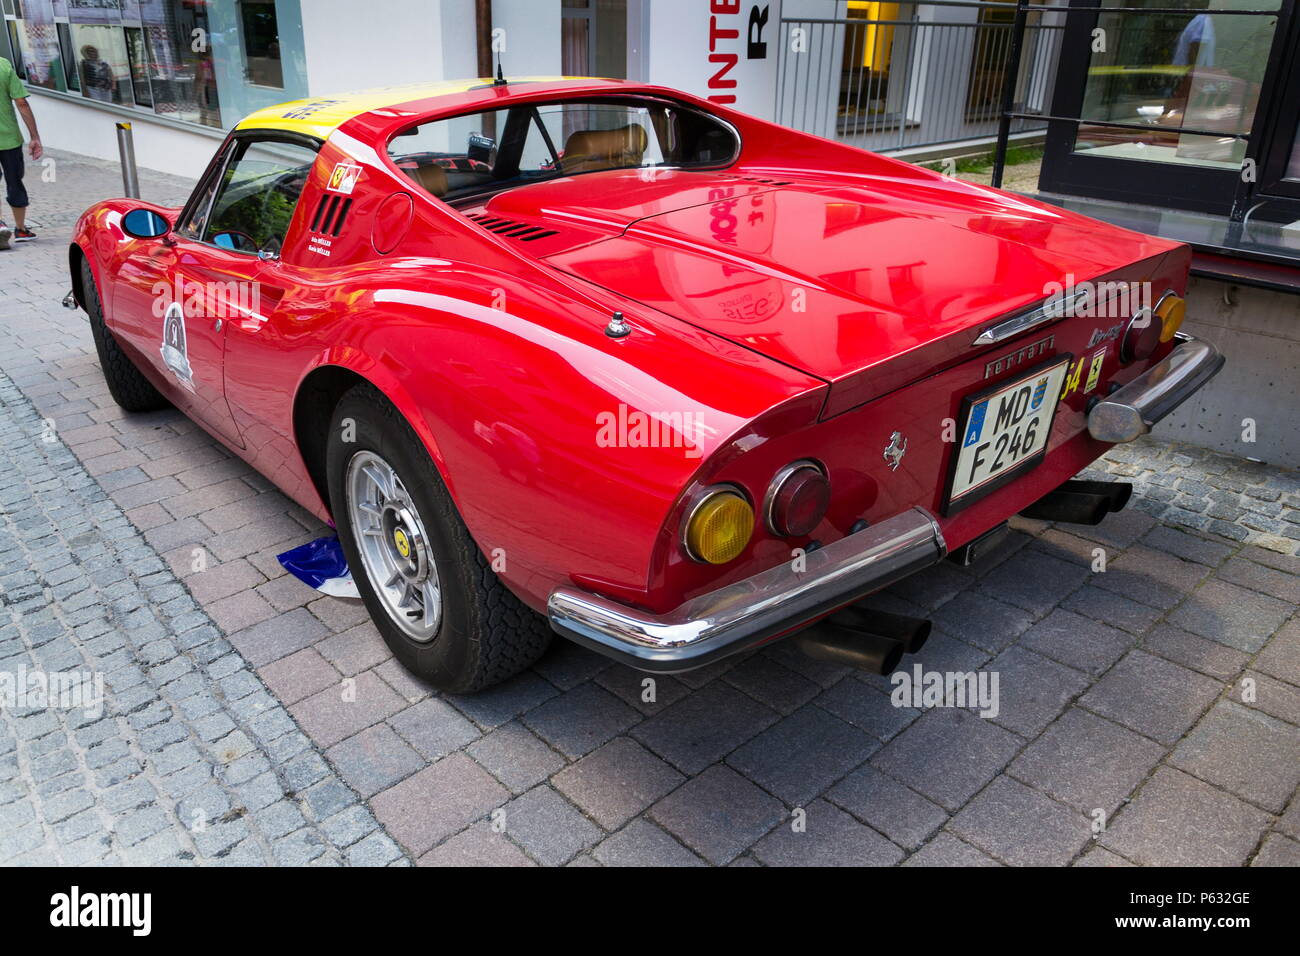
left=81, top=258, right=170, bottom=413
left=326, top=384, right=551, bottom=693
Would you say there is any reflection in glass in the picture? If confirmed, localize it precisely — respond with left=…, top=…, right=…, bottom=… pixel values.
left=1074, top=0, right=1277, bottom=169
left=72, top=25, right=133, bottom=105
left=239, top=0, right=282, bottom=88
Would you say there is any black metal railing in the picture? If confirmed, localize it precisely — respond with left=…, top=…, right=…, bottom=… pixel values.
left=776, top=1, right=1067, bottom=153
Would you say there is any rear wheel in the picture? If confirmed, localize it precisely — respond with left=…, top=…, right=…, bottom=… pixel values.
left=327, top=384, right=551, bottom=692
left=81, top=258, right=169, bottom=413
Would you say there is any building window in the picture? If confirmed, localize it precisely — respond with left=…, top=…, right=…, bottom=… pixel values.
left=3, top=0, right=306, bottom=131
left=239, top=0, right=282, bottom=88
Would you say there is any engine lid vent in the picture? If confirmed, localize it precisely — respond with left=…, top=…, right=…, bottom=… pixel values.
left=465, top=212, right=558, bottom=242
left=717, top=173, right=793, bottom=186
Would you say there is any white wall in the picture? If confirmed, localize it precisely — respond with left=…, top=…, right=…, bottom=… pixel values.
left=301, top=0, right=447, bottom=95
left=646, top=0, right=785, bottom=120
left=491, top=0, right=562, bottom=77
left=28, top=92, right=224, bottom=180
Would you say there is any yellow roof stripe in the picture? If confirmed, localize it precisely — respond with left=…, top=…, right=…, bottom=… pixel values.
left=234, top=77, right=584, bottom=139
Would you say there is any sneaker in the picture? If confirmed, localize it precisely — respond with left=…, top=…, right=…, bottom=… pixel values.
left=12, top=227, right=35, bottom=242
left=0, top=222, right=10, bottom=250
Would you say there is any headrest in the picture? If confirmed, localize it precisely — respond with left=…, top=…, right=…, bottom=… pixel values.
left=561, top=124, right=649, bottom=174
left=405, top=163, right=449, bottom=197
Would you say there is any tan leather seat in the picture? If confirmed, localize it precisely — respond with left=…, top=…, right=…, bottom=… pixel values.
left=405, top=163, right=449, bottom=197
left=560, top=125, right=649, bottom=175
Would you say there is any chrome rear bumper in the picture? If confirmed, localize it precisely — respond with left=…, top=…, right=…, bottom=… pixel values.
left=1087, top=333, right=1224, bottom=444
left=547, top=508, right=946, bottom=672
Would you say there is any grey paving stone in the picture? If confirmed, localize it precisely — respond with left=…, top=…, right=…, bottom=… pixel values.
left=1170, top=701, right=1300, bottom=814
left=594, top=665, right=691, bottom=715
left=1140, top=525, right=1234, bottom=566
left=1251, top=833, right=1300, bottom=867
left=288, top=672, right=406, bottom=748
left=1020, top=609, right=1134, bottom=676
left=592, top=819, right=705, bottom=867
left=649, top=765, right=784, bottom=865
left=369, top=753, right=507, bottom=856
left=1167, top=579, right=1292, bottom=653
left=1009, top=707, right=1165, bottom=815
left=1218, top=555, right=1300, bottom=604
left=722, top=654, right=820, bottom=715
left=1074, top=846, right=1135, bottom=867
left=726, top=704, right=879, bottom=806
left=753, top=798, right=903, bottom=866
left=815, top=676, right=920, bottom=741
left=466, top=720, right=566, bottom=794
left=826, top=763, right=948, bottom=851
left=930, top=590, right=1035, bottom=653
left=552, top=737, right=684, bottom=829
left=227, top=608, right=332, bottom=667
left=521, top=682, right=639, bottom=760
left=1062, top=584, right=1163, bottom=635
left=1080, top=650, right=1224, bottom=745
left=1141, top=623, right=1251, bottom=680
left=1095, top=544, right=1210, bottom=610
left=388, top=698, right=481, bottom=761
left=1254, top=617, right=1300, bottom=687
left=977, top=550, right=1091, bottom=617
left=632, top=681, right=778, bottom=775
left=902, top=832, right=1002, bottom=866
left=417, top=820, right=535, bottom=867
left=1101, top=767, right=1272, bottom=866
left=1240, top=669, right=1300, bottom=726
left=446, top=672, right=558, bottom=730
left=951, top=776, right=1091, bottom=866
left=985, top=645, right=1090, bottom=737
left=500, top=786, right=602, bottom=866
left=871, top=709, right=1023, bottom=812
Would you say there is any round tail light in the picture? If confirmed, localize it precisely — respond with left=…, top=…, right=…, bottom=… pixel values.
left=765, top=461, right=831, bottom=537
left=1155, top=292, right=1186, bottom=343
left=683, top=488, right=754, bottom=564
left=1120, top=306, right=1162, bottom=364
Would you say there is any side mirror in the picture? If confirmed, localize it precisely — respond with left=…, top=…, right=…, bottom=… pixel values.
left=122, top=208, right=171, bottom=239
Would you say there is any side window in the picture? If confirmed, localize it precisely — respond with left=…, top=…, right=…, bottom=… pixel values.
left=203, top=138, right=319, bottom=255
left=175, top=140, right=234, bottom=241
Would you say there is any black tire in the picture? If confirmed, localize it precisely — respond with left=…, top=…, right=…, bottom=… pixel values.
left=326, top=384, right=551, bottom=693
left=81, top=257, right=170, bottom=413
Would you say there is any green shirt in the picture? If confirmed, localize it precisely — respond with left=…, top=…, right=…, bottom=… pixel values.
left=0, top=57, right=28, bottom=151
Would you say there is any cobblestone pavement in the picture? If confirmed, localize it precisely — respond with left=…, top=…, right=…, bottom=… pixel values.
left=0, top=149, right=1297, bottom=866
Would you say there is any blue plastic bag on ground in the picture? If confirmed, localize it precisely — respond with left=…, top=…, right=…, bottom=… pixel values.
left=277, top=535, right=360, bottom=599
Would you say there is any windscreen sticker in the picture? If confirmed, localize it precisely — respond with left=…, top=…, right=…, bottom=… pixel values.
left=327, top=163, right=362, bottom=194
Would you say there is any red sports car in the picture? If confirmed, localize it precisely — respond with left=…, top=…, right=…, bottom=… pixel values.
left=68, top=77, right=1223, bottom=692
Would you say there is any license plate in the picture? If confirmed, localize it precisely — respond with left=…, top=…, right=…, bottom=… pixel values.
left=943, top=356, right=1071, bottom=515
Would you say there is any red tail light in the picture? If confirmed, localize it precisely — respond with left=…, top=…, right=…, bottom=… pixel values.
left=765, top=461, right=831, bottom=537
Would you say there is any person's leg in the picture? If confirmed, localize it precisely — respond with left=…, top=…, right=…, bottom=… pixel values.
left=1, top=147, right=29, bottom=235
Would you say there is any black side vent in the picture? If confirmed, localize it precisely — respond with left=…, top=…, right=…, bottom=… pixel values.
left=719, top=173, right=792, bottom=186
left=312, top=195, right=352, bottom=237
left=465, top=212, right=559, bottom=242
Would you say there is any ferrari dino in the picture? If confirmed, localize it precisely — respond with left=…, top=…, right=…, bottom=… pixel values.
left=68, top=77, right=1223, bottom=691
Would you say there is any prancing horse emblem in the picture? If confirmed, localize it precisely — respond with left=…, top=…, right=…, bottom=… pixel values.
left=883, top=431, right=907, bottom=471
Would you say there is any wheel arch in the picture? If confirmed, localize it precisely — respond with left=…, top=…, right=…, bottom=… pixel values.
left=291, top=360, right=456, bottom=523
left=69, top=242, right=88, bottom=310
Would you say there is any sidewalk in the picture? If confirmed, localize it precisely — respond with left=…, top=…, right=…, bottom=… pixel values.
left=0, top=148, right=1296, bottom=866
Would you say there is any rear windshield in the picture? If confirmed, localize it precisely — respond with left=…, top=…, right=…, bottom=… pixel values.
left=387, top=98, right=738, bottom=203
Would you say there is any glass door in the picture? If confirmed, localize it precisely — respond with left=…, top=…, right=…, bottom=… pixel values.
left=1039, top=0, right=1291, bottom=216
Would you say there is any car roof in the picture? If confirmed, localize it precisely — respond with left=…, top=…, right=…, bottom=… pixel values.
left=234, top=76, right=634, bottom=141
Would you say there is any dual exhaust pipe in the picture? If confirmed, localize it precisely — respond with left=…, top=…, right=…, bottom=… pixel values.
left=795, top=478, right=1131, bottom=674
left=797, top=606, right=931, bottom=676
left=1019, top=479, right=1133, bottom=526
